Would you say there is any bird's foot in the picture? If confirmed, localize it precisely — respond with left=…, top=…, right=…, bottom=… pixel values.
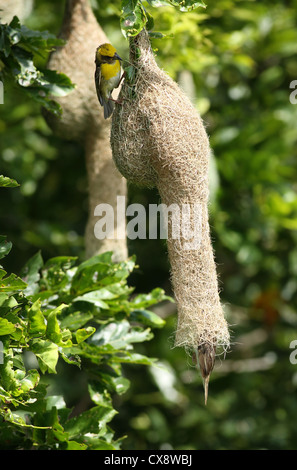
left=108, top=97, right=124, bottom=105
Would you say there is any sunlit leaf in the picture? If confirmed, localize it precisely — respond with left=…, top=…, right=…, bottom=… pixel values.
left=32, top=339, right=59, bottom=374
left=0, top=318, right=16, bottom=335
left=0, top=176, right=19, bottom=188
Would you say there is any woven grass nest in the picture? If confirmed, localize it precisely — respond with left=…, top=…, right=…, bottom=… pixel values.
left=111, top=29, right=230, bottom=401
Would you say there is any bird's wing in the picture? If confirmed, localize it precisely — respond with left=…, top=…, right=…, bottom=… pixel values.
left=95, top=65, right=103, bottom=106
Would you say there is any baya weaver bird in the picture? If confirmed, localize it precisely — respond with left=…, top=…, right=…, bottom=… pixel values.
left=95, top=43, right=123, bottom=119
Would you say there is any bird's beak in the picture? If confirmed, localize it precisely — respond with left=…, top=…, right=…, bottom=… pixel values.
left=114, top=52, right=122, bottom=61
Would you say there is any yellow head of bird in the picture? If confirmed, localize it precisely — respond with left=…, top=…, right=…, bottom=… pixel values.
left=96, top=43, right=122, bottom=63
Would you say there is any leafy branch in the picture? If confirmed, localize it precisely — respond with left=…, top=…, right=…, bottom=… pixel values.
left=120, top=0, right=206, bottom=37
left=0, top=16, right=75, bottom=115
left=0, top=234, right=170, bottom=449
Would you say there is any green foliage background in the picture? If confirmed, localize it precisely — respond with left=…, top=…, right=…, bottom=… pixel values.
left=1, top=0, right=297, bottom=450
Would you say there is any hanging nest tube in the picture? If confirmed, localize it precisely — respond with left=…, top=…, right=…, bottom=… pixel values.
left=111, top=29, right=230, bottom=403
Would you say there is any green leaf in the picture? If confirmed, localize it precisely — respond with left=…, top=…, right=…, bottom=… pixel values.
left=71, top=255, right=135, bottom=295
left=64, top=405, right=117, bottom=440
left=18, top=369, right=40, bottom=394
left=130, top=288, right=172, bottom=308
left=0, top=26, right=12, bottom=57
left=38, top=69, right=75, bottom=97
left=46, top=311, right=62, bottom=344
left=60, top=311, right=93, bottom=331
left=59, top=351, right=81, bottom=367
left=0, top=293, right=18, bottom=309
left=0, top=236, right=12, bottom=260
left=28, top=300, right=46, bottom=337
left=20, top=251, right=43, bottom=296
left=42, top=256, right=76, bottom=292
left=74, top=253, right=113, bottom=276
left=45, top=395, right=67, bottom=411
left=88, top=382, right=112, bottom=406
left=148, top=31, right=172, bottom=39
left=46, top=304, right=71, bottom=346
left=146, top=0, right=206, bottom=10
left=130, top=309, right=165, bottom=328
left=0, top=18, right=74, bottom=114
left=146, top=10, right=155, bottom=31
left=80, top=436, right=118, bottom=450
left=0, top=271, right=27, bottom=293
left=73, top=286, right=119, bottom=308
left=112, top=352, right=157, bottom=365
left=23, top=87, right=63, bottom=116
left=75, top=327, right=96, bottom=344
left=11, top=46, right=39, bottom=87
left=121, top=0, right=147, bottom=38
left=91, top=320, right=153, bottom=349
left=31, top=339, right=59, bottom=374
left=124, top=64, right=137, bottom=83
left=64, top=441, right=88, bottom=450
left=96, top=373, right=131, bottom=395
left=17, top=22, right=65, bottom=52
left=0, top=175, right=20, bottom=188
left=0, top=317, right=16, bottom=335
left=73, top=293, right=109, bottom=309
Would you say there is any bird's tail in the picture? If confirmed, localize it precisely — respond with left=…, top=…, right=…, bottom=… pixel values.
left=103, top=99, right=114, bottom=119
